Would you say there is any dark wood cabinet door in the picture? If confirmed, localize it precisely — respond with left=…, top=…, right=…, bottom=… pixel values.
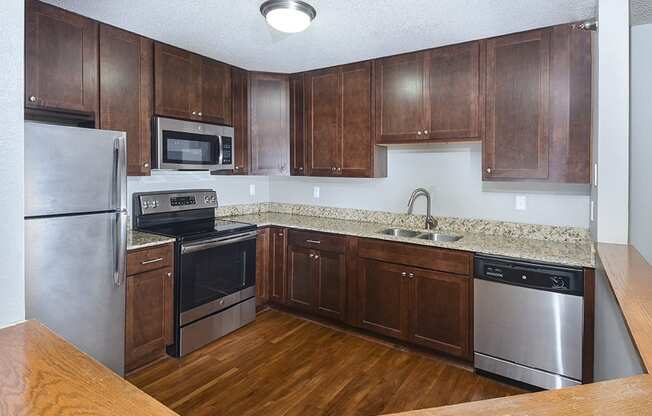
left=485, top=29, right=551, bottom=180
left=315, top=250, right=347, bottom=321
left=255, top=228, right=270, bottom=306
left=269, top=227, right=287, bottom=303
left=99, top=24, right=153, bottom=176
left=290, top=74, right=306, bottom=176
left=374, top=52, right=427, bottom=143
left=154, top=42, right=200, bottom=120
left=408, top=270, right=470, bottom=359
left=200, top=57, right=231, bottom=124
left=249, top=73, right=290, bottom=175
left=428, top=41, right=483, bottom=140
left=231, top=67, right=249, bottom=174
left=287, top=246, right=316, bottom=311
left=305, top=68, right=339, bottom=176
left=163, top=269, right=174, bottom=346
left=125, top=267, right=169, bottom=372
left=358, top=259, right=409, bottom=340
left=26, top=0, right=98, bottom=114
left=339, top=62, right=373, bottom=177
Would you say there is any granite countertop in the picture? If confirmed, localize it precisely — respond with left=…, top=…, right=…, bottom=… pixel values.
left=128, top=230, right=175, bottom=251
left=226, top=212, right=595, bottom=268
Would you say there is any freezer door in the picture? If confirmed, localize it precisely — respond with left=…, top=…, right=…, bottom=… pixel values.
left=25, top=122, right=127, bottom=216
left=25, top=212, right=126, bottom=375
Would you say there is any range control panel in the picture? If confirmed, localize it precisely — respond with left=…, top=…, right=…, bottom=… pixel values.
left=139, top=190, right=217, bottom=214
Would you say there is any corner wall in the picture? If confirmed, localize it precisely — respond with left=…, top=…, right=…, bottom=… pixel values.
left=0, top=0, right=25, bottom=327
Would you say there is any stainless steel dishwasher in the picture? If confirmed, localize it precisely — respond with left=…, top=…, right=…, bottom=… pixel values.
left=474, top=254, right=584, bottom=389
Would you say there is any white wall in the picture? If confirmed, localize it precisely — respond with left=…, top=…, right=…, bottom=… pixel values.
left=270, top=144, right=591, bottom=228
left=629, top=23, right=652, bottom=264
left=127, top=171, right=270, bottom=214
left=0, top=0, right=25, bottom=327
left=595, top=0, right=630, bottom=243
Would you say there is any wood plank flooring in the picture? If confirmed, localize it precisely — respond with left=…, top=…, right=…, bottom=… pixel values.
left=128, top=309, right=526, bottom=416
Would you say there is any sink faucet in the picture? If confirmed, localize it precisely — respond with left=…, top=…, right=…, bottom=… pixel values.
left=407, top=188, right=437, bottom=230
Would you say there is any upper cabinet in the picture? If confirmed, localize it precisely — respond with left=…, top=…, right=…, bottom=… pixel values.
left=231, top=67, right=249, bottom=174
left=305, top=61, right=386, bottom=177
left=99, top=24, right=153, bottom=176
left=484, top=27, right=591, bottom=183
left=374, top=42, right=484, bottom=144
left=248, top=72, right=290, bottom=175
left=154, top=42, right=231, bottom=124
left=484, top=29, right=551, bottom=180
left=289, top=74, right=306, bottom=176
left=25, top=0, right=98, bottom=116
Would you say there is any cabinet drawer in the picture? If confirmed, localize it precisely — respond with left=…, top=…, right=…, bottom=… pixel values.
left=127, top=243, right=174, bottom=276
left=358, top=238, right=471, bottom=276
left=288, top=229, right=346, bottom=254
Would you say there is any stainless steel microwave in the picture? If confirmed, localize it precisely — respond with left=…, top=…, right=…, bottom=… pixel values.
left=152, top=117, right=234, bottom=171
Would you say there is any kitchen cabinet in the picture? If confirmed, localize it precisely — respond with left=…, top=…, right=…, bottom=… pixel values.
left=125, top=243, right=174, bottom=373
left=248, top=73, right=290, bottom=175
left=25, top=0, right=98, bottom=116
left=269, top=227, right=288, bottom=303
left=255, top=227, right=270, bottom=306
left=484, top=26, right=591, bottom=183
left=286, top=230, right=347, bottom=320
left=99, top=24, right=153, bottom=176
left=484, top=29, right=551, bottom=180
left=374, top=42, right=484, bottom=144
left=305, top=62, right=385, bottom=177
left=232, top=67, right=249, bottom=174
left=357, top=238, right=472, bottom=359
left=154, top=42, right=231, bottom=124
left=290, top=74, right=306, bottom=176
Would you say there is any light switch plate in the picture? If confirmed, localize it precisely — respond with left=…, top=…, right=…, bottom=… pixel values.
left=249, top=184, right=256, bottom=196
left=515, top=195, right=527, bottom=211
left=313, top=186, right=320, bottom=199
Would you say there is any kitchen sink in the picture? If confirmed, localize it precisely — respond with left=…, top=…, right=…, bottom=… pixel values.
left=417, top=233, right=463, bottom=242
left=379, top=228, right=421, bottom=238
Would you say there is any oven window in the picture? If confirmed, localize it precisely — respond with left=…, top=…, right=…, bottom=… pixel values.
left=162, top=130, right=220, bottom=165
left=179, top=237, right=256, bottom=313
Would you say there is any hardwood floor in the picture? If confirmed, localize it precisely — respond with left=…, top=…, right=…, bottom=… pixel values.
left=128, top=309, right=526, bottom=416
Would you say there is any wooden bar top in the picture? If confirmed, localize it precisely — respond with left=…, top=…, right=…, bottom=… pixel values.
left=0, top=320, right=177, bottom=416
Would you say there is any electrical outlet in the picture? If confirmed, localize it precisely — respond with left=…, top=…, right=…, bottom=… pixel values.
left=515, top=195, right=527, bottom=211
left=313, top=186, right=320, bottom=199
left=249, top=184, right=256, bottom=196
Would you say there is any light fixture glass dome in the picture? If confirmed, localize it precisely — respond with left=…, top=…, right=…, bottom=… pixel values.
left=260, top=0, right=316, bottom=33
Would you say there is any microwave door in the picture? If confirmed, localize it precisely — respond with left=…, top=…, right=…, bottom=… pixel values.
left=159, top=130, right=220, bottom=170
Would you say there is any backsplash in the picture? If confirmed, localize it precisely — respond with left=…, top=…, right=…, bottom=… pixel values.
left=217, top=202, right=591, bottom=244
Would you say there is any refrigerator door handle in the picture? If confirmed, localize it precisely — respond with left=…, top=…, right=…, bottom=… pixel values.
left=113, top=136, right=127, bottom=211
left=114, top=209, right=128, bottom=286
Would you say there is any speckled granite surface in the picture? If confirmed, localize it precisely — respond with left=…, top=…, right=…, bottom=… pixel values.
left=127, top=230, right=175, bottom=251
left=217, top=202, right=591, bottom=244
left=222, top=211, right=595, bottom=268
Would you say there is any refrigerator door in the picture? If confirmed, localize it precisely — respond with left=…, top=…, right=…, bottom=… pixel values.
left=25, top=212, right=126, bottom=375
left=25, top=122, right=127, bottom=217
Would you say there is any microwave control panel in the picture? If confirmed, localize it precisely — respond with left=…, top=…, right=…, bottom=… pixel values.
left=221, top=137, right=233, bottom=165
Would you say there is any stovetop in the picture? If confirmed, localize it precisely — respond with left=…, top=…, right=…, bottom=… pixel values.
left=138, top=218, right=256, bottom=242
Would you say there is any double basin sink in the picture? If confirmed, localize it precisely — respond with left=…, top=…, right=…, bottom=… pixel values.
left=378, top=228, right=463, bottom=242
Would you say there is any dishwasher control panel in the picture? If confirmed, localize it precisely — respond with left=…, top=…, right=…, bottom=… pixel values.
left=475, top=255, right=584, bottom=296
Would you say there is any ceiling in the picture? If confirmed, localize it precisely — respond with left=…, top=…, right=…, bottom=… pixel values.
left=632, top=0, right=652, bottom=25
left=44, top=0, right=597, bottom=73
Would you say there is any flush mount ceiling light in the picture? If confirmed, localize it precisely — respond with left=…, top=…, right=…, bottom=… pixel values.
left=260, top=0, right=317, bottom=33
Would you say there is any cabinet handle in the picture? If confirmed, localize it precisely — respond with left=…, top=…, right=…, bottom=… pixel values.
left=401, top=272, right=407, bottom=277
left=141, top=257, right=164, bottom=265
left=29, top=95, right=38, bottom=103
left=336, top=167, right=341, bottom=173
left=299, top=167, right=304, bottom=171
left=235, top=166, right=240, bottom=171
left=192, top=111, right=197, bottom=115
left=314, top=254, right=319, bottom=260
left=306, top=240, right=321, bottom=244
left=417, top=131, right=422, bottom=136
left=309, top=253, right=314, bottom=259
left=486, top=168, right=492, bottom=174
left=167, top=272, right=173, bottom=278
left=277, top=232, right=284, bottom=237
left=408, top=273, right=415, bottom=279
left=424, top=130, right=429, bottom=135
left=198, top=112, right=203, bottom=117
left=143, top=162, right=149, bottom=169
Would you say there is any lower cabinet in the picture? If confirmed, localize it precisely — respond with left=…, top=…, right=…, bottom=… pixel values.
left=255, top=227, right=270, bottom=306
left=285, top=230, right=347, bottom=321
left=269, top=227, right=288, bottom=303
left=125, top=243, right=174, bottom=373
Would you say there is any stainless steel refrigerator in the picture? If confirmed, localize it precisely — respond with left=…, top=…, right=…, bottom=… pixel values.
left=24, top=122, right=128, bottom=376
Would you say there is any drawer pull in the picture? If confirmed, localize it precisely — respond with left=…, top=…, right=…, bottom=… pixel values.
left=141, top=257, right=164, bottom=265
left=306, top=240, right=321, bottom=244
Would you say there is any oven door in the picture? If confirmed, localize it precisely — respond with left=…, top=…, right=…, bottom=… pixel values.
left=178, top=231, right=256, bottom=325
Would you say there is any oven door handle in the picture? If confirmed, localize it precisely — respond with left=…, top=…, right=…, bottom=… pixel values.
left=181, top=231, right=257, bottom=254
